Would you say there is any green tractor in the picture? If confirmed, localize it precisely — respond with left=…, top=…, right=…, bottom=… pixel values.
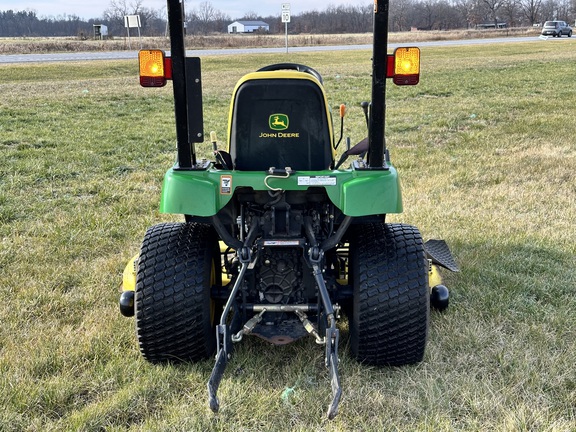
left=119, top=0, right=458, bottom=419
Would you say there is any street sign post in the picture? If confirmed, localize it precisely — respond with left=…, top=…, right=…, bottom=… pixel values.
left=282, top=3, right=290, bottom=53
left=124, top=15, right=142, bottom=49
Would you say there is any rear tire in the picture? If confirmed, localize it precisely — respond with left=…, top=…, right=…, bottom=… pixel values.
left=349, top=223, right=429, bottom=366
left=135, top=222, right=220, bottom=363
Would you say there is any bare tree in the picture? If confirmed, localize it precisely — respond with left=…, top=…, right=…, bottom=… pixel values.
left=416, top=0, right=444, bottom=29
left=520, top=0, right=543, bottom=23
left=501, top=0, right=521, bottom=25
left=241, top=11, right=260, bottom=20
left=194, top=1, right=217, bottom=33
left=103, top=0, right=143, bottom=20
left=187, top=1, right=230, bottom=34
left=452, top=0, right=477, bottom=28
left=391, top=0, right=416, bottom=31
left=555, top=0, right=572, bottom=19
left=4, top=0, right=576, bottom=37
left=482, top=0, right=506, bottom=26
left=437, top=0, right=462, bottom=28
left=103, top=0, right=144, bottom=34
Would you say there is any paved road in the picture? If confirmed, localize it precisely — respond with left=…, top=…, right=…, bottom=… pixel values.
left=0, top=36, right=549, bottom=64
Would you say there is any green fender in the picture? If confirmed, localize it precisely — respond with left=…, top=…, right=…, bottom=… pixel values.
left=159, top=165, right=403, bottom=217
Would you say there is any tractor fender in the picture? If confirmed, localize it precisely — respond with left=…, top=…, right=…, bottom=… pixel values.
left=159, top=166, right=403, bottom=217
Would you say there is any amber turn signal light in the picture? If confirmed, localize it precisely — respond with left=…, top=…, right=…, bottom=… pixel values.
left=393, top=47, right=420, bottom=85
left=139, top=50, right=167, bottom=87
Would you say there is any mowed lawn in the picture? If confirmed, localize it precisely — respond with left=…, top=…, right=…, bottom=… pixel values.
left=1, top=40, right=575, bottom=431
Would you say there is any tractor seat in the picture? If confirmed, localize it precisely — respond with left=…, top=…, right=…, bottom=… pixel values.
left=228, top=63, right=334, bottom=171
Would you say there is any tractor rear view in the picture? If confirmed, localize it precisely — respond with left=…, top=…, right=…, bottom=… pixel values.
left=119, top=0, right=457, bottom=419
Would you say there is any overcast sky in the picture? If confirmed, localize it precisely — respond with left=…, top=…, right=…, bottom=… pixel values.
left=0, top=0, right=364, bottom=20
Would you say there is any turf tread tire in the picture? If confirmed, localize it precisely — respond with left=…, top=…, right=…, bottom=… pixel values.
left=135, top=222, right=218, bottom=363
left=349, top=222, right=429, bottom=366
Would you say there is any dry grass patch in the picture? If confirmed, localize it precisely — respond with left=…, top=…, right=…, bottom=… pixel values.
left=1, top=27, right=541, bottom=54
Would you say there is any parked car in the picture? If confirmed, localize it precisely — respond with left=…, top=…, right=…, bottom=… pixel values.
left=541, top=20, right=572, bottom=37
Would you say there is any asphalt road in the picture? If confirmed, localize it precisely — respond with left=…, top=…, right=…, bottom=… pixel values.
left=0, top=36, right=551, bottom=64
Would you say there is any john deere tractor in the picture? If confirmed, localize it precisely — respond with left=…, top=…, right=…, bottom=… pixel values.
left=119, top=0, right=457, bottom=419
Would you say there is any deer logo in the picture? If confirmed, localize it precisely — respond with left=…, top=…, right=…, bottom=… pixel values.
left=269, top=114, right=289, bottom=131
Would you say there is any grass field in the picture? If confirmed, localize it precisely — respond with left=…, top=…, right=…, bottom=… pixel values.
left=1, top=39, right=576, bottom=431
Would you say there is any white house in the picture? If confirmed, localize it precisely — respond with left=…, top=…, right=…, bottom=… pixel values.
left=227, top=20, right=270, bottom=34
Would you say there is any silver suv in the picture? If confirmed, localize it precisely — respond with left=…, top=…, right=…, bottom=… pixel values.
left=541, top=20, right=572, bottom=37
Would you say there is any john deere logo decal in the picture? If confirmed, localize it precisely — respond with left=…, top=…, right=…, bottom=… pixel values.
left=269, top=114, right=289, bottom=131
left=259, top=114, right=299, bottom=138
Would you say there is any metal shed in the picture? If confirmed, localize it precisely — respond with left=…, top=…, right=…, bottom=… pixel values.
left=228, top=20, right=270, bottom=33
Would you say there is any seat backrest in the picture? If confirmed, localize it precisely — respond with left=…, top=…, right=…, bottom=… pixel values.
left=228, top=71, right=334, bottom=171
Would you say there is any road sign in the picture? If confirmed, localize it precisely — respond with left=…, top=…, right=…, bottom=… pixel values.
left=282, top=3, right=291, bottom=53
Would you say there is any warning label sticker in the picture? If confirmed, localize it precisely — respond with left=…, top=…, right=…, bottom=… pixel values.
left=220, top=175, right=232, bottom=194
left=297, top=176, right=337, bottom=186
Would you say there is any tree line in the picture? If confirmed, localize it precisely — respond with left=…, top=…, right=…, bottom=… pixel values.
left=1, top=0, right=576, bottom=37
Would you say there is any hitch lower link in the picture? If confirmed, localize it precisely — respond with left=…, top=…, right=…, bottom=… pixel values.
left=309, top=246, right=342, bottom=420
left=207, top=246, right=250, bottom=413
left=207, top=245, right=343, bottom=420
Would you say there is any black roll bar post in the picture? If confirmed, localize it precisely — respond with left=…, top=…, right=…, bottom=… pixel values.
left=166, top=0, right=195, bottom=168
left=368, top=0, right=390, bottom=169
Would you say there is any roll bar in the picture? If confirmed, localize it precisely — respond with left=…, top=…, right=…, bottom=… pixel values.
left=164, top=0, right=391, bottom=169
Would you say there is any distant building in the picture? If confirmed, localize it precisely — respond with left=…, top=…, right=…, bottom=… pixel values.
left=228, top=20, right=270, bottom=34
left=93, top=24, right=108, bottom=40
left=476, top=22, right=507, bottom=29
